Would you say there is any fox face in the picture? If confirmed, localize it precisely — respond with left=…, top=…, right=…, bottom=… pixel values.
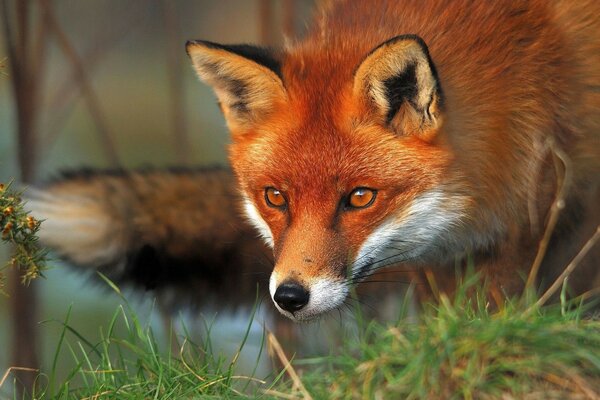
left=187, top=35, right=470, bottom=321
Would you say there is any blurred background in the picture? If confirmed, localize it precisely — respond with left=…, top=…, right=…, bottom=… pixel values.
left=0, top=0, right=320, bottom=395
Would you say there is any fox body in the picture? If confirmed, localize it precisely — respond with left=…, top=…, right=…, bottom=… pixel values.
left=187, top=0, right=600, bottom=321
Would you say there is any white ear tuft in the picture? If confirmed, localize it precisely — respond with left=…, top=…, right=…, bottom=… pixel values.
left=186, top=40, right=287, bottom=132
left=354, top=35, right=443, bottom=138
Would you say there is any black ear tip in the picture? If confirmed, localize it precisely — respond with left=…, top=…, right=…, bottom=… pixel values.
left=380, top=34, right=429, bottom=54
left=185, top=40, right=198, bottom=54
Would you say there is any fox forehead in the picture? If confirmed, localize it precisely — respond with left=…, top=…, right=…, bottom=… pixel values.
left=231, top=115, right=450, bottom=195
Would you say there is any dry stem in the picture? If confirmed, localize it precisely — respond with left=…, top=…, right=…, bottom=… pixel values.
left=525, top=139, right=573, bottom=291
left=39, top=0, right=121, bottom=167
left=527, top=225, right=600, bottom=313
left=266, top=331, right=313, bottom=400
left=0, top=367, right=38, bottom=390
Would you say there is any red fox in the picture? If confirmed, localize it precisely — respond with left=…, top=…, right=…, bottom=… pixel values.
left=27, top=168, right=409, bottom=319
left=186, top=0, right=600, bottom=321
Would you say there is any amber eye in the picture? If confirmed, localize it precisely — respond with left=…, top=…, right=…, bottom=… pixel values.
left=265, top=187, right=287, bottom=208
left=347, top=188, right=377, bottom=209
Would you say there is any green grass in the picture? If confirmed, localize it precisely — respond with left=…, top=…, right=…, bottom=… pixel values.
left=20, top=278, right=276, bottom=399
left=2, top=274, right=600, bottom=399
left=284, top=277, right=600, bottom=399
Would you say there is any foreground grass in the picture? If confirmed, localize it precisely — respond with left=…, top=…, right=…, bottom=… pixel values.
left=285, top=278, right=600, bottom=400
left=7, top=281, right=276, bottom=399
left=2, top=275, right=599, bottom=399
left=37, top=309, right=267, bottom=399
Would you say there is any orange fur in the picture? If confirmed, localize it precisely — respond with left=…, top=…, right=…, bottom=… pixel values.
left=188, top=0, right=600, bottom=320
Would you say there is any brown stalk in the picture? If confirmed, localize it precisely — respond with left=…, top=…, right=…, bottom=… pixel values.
left=528, top=225, right=600, bottom=312
left=525, top=139, right=572, bottom=291
left=259, top=0, right=274, bottom=46
left=1, top=0, right=43, bottom=396
left=163, top=0, right=191, bottom=165
left=0, top=367, right=38, bottom=389
left=527, top=138, right=550, bottom=236
left=39, top=0, right=121, bottom=167
left=282, top=0, right=295, bottom=38
left=266, top=331, right=313, bottom=400
left=15, top=0, right=28, bottom=67
left=41, top=9, right=141, bottom=153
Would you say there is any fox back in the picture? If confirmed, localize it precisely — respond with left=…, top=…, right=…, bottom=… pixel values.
left=187, top=0, right=600, bottom=321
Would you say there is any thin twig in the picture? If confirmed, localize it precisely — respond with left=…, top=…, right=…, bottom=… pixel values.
left=1, top=1, right=20, bottom=76
left=526, top=225, right=600, bottom=314
left=267, top=331, right=313, bottom=400
left=1, top=2, right=42, bottom=397
left=0, top=367, right=38, bottom=389
left=282, top=0, right=295, bottom=39
left=29, top=11, right=48, bottom=141
left=566, top=370, right=600, bottom=400
left=31, top=2, right=48, bottom=78
left=163, top=0, right=191, bottom=165
left=16, top=0, right=28, bottom=68
left=259, top=0, right=274, bottom=46
left=39, top=0, right=121, bottom=166
left=525, top=139, right=573, bottom=290
left=569, top=286, right=600, bottom=305
left=263, top=388, right=303, bottom=400
left=527, top=138, right=550, bottom=236
left=179, top=338, right=206, bottom=382
left=2, top=0, right=38, bottom=180
left=423, top=267, right=441, bottom=303
left=41, top=6, right=141, bottom=153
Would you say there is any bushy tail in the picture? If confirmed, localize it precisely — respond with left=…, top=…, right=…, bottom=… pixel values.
left=26, top=181, right=129, bottom=273
left=24, top=168, right=270, bottom=304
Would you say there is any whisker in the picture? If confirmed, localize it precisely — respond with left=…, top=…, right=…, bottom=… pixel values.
left=350, top=256, right=420, bottom=284
left=351, top=249, right=418, bottom=281
left=344, top=295, right=378, bottom=315
left=366, top=268, right=416, bottom=276
left=355, top=279, right=413, bottom=285
left=355, top=247, right=416, bottom=271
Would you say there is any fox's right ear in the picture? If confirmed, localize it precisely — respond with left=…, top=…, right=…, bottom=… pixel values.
left=353, top=35, right=443, bottom=140
left=186, top=40, right=287, bottom=132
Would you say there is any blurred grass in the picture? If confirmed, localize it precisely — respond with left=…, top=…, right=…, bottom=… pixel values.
left=1, top=272, right=598, bottom=399
left=14, top=276, right=274, bottom=399
left=281, top=276, right=600, bottom=400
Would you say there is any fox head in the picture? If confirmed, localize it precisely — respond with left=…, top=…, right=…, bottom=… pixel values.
left=186, top=35, right=467, bottom=321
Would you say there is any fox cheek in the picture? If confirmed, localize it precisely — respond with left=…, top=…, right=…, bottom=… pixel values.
left=242, top=197, right=274, bottom=248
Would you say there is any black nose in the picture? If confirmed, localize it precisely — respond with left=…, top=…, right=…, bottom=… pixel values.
left=274, top=282, right=310, bottom=313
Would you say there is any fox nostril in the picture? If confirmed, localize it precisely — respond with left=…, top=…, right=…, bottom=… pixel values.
left=273, top=282, right=310, bottom=312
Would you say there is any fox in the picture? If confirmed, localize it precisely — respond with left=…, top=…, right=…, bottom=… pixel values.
left=27, top=167, right=409, bottom=316
left=186, top=0, right=600, bottom=321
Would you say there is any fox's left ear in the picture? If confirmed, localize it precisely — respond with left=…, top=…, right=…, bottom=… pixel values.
left=186, top=40, right=287, bottom=133
left=354, top=35, right=443, bottom=139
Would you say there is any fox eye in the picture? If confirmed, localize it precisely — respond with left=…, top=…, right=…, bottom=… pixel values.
left=265, top=187, right=287, bottom=208
left=347, top=188, right=377, bottom=209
